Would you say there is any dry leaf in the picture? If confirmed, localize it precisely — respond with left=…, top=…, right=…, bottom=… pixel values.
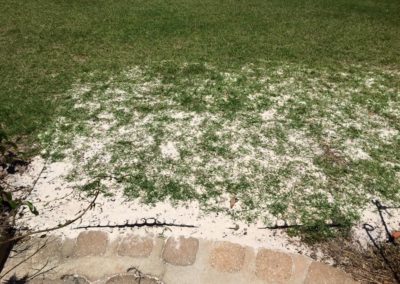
left=230, top=196, right=238, bottom=208
left=392, top=231, right=400, bottom=240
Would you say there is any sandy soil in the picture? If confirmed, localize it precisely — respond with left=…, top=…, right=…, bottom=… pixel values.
left=6, top=156, right=399, bottom=260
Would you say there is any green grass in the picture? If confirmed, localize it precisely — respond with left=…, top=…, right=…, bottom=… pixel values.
left=1, top=0, right=399, bottom=140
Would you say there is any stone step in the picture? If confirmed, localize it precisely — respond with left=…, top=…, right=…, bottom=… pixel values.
left=2, top=231, right=358, bottom=284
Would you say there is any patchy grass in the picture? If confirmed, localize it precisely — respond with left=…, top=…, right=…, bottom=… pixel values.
left=39, top=62, right=400, bottom=240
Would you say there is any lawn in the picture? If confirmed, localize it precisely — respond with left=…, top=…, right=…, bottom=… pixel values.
left=1, top=0, right=399, bottom=240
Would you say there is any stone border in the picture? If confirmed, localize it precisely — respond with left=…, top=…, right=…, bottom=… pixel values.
left=3, top=232, right=357, bottom=283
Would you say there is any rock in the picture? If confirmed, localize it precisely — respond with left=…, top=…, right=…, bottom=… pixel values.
left=162, top=236, right=199, bottom=266
left=74, top=231, right=108, bottom=257
left=209, top=242, right=245, bottom=273
left=255, top=249, right=293, bottom=283
left=117, top=235, right=153, bottom=257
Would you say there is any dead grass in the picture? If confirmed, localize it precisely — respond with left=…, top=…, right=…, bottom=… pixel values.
left=321, top=238, right=400, bottom=283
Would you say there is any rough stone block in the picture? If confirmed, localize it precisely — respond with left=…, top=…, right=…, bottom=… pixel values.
left=117, top=235, right=153, bottom=257
left=105, top=274, right=159, bottom=284
left=209, top=242, right=245, bottom=273
left=29, top=279, right=64, bottom=284
left=255, top=249, right=293, bottom=283
left=28, top=237, right=63, bottom=268
left=162, top=236, right=199, bottom=266
left=74, top=231, right=108, bottom=257
left=305, top=261, right=358, bottom=284
left=61, top=274, right=90, bottom=284
left=290, top=254, right=312, bottom=284
left=61, top=238, right=76, bottom=258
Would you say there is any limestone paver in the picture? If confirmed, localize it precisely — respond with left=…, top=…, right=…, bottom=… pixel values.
left=305, top=261, right=358, bottom=284
left=56, top=255, right=165, bottom=282
left=105, top=273, right=159, bottom=284
left=2, top=234, right=359, bottom=284
left=162, top=236, right=199, bottom=266
left=117, top=235, right=154, bottom=257
left=32, top=237, right=62, bottom=263
left=57, top=257, right=129, bottom=281
left=61, top=275, right=91, bottom=284
left=164, top=240, right=263, bottom=284
left=105, top=274, right=137, bottom=284
left=61, top=238, right=76, bottom=258
left=289, top=254, right=312, bottom=284
left=255, top=249, right=293, bottom=283
left=209, top=242, right=246, bottom=273
left=29, top=275, right=89, bottom=284
left=29, top=279, right=64, bottom=284
left=74, top=231, right=108, bottom=257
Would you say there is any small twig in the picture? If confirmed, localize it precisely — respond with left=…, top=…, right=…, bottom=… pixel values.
left=22, top=165, right=46, bottom=200
left=34, top=191, right=74, bottom=205
left=1, top=190, right=100, bottom=244
left=28, top=261, right=56, bottom=280
left=0, top=180, right=26, bottom=191
left=363, top=223, right=400, bottom=283
left=10, top=243, right=34, bottom=256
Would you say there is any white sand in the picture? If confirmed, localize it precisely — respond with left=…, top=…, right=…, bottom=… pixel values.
left=9, top=157, right=312, bottom=255
left=7, top=156, right=399, bottom=258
